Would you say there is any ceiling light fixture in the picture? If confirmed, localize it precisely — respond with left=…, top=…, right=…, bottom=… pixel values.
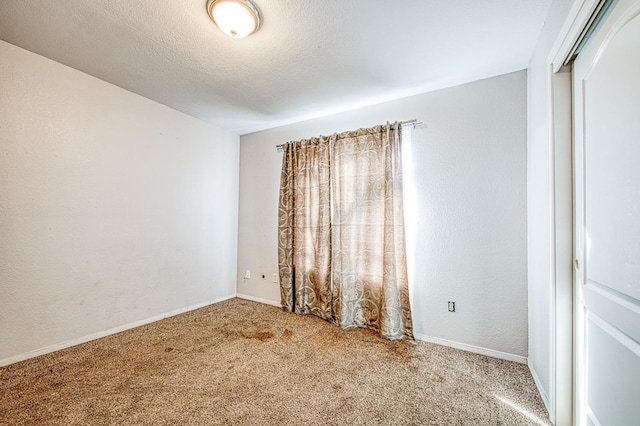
left=206, top=0, right=262, bottom=39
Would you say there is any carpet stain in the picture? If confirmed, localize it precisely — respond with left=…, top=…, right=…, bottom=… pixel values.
left=240, top=331, right=274, bottom=341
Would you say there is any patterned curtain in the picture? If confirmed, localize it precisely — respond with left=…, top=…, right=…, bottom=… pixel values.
left=278, top=137, right=333, bottom=320
left=278, top=123, right=413, bottom=340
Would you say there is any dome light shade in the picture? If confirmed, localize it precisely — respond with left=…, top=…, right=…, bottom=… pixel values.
left=207, top=0, right=262, bottom=39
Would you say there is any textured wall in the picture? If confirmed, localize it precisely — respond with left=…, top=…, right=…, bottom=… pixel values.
left=237, top=71, right=528, bottom=358
left=0, top=40, right=239, bottom=363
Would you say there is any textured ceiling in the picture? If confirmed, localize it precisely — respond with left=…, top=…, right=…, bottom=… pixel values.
left=0, top=0, right=552, bottom=134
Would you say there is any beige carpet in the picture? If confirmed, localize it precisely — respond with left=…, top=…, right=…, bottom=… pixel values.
left=0, top=298, right=550, bottom=425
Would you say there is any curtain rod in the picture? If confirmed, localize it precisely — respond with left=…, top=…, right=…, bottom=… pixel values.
left=276, top=119, right=423, bottom=151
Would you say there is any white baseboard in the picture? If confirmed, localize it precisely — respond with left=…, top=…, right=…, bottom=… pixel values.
left=2, top=295, right=528, bottom=370
left=414, top=333, right=528, bottom=364
left=236, top=293, right=281, bottom=308
left=528, top=359, right=552, bottom=419
left=0, top=294, right=235, bottom=367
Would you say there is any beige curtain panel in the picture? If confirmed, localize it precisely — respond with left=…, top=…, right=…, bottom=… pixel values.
left=278, top=123, right=413, bottom=340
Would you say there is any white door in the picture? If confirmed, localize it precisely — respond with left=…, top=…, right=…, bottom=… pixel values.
left=573, top=0, right=640, bottom=424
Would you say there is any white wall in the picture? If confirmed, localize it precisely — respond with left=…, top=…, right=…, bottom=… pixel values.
left=526, top=0, right=575, bottom=415
left=0, top=40, right=239, bottom=365
left=237, top=71, right=528, bottom=359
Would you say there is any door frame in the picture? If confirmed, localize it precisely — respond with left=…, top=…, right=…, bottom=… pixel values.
left=546, top=0, right=616, bottom=424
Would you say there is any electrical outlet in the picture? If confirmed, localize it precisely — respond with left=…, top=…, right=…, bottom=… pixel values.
left=244, top=270, right=251, bottom=279
left=448, top=301, right=455, bottom=312
left=272, top=273, right=278, bottom=283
